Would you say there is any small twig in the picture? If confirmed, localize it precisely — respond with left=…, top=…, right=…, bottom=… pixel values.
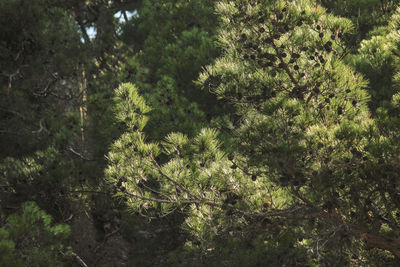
left=122, top=10, right=129, bottom=22
left=67, top=147, right=94, bottom=161
left=33, top=80, right=53, bottom=97
left=6, top=69, right=20, bottom=95
left=290, top=184, right=319, bottom=209
left=0, top=107, right=25, bottom=120
left=59, top=251, right=88, bottom=267
left=71, top=252, right=88, bottom=267
left=78, top=20, right=92, bottom=45
left=125, top=191, right=187, bottom=204
left=320, top=224, right=344, bottom=250
left=32, top=118, right=48, bottom=134
left=69, top=190, right=110, bottom=195
left=64, top=213, right=74, bottom=223
left=94, top=228, right=120, bottom=254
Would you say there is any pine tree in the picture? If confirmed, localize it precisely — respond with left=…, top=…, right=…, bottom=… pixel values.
left=107, top=1, right=400, bottom=264
left=0, top=0, right=91, bottom=215
left=4, top=0, right=400, bottom=264
left=321, top=0, right=400, bottom=41
left=0, top=1, right=122, bottom=264
left=119, top=0, right=230, bottom=140
left=0, top=202, right=71, bottom=266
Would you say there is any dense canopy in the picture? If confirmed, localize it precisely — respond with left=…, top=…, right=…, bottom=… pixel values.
left=2, top=0, right=400, bottom=266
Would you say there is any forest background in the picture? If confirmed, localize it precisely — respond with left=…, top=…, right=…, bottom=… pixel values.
left=2, top=0, right=400, bottom=266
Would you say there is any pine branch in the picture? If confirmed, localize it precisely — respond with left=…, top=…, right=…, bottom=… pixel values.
left=150, top=158, right=201, bottom=201
left=271, top=40, right=299, bottom=86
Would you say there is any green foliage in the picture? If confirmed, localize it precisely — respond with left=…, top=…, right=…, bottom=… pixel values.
left=4, top=0, right=400, bottom=265
left=168, top=229, right=314, bottom=267
left=114, top=83, right=152, bottom=131
left=0, top=147, right=78, bottom=217
left=346, top=7, right=400, bottom=116
left=0, top=0, right=90, bottom=221
left=107, top=1, right=400, bottom=265
left=321, top=0, right=400, bottom=41
left=0, top=0, right=84, bottom=154
left=119, top=0, right=229, bottom=140
left=0, top=202, right=71, bottom=267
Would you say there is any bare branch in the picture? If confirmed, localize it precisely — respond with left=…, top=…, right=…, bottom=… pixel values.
left=125, top=191, right=186, bottom=204
left=59, top=251, right=88, bottom=267
left=67, top=147, right=94, bottom=161
left=94, top=228, right=120, bottom=254
left=68, top=190, right=110, bottom=195
left=0, top=107, right=25, bottom=120
left=71, top=252, right=88, bottom=267
left=122, top=10, right=129, bottom=22
left=64, top=213, right=74, bottom=223
left=5, top=69, right=20, bottom=95
left=32, top=118, right=48, bottom=134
